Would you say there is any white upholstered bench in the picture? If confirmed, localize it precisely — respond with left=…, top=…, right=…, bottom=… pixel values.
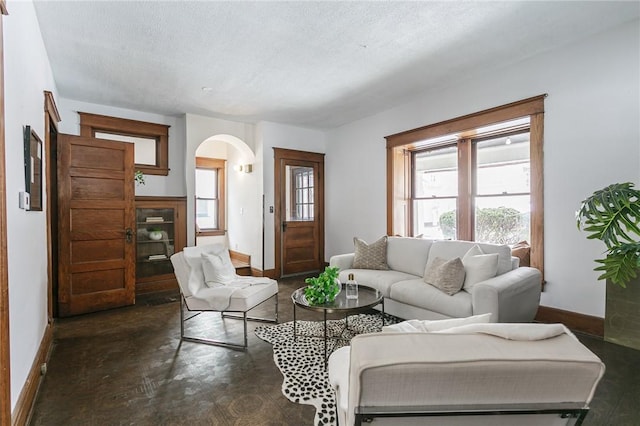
left=329, top=322, right=604, bottom=426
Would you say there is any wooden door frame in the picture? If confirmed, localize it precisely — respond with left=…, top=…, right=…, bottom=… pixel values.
left=44, top=91, right=60, bottom=321
left=1, top=1, right=11, bottom=423
left=273, top=148, right=325, bottom=278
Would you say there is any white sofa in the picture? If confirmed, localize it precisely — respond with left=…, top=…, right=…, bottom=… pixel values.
left=329, top=237, right=541, bottom=323
left=328, top=323, right=605, bottom=426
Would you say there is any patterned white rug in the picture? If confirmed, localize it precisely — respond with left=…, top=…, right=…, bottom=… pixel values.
left=255, top=314, right=393, bottom=426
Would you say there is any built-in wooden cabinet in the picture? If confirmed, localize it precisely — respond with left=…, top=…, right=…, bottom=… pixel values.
left=135, top=196, right=186, bottom=295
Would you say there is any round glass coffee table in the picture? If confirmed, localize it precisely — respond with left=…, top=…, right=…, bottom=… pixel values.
left=291, top=284, right=384, bottom=364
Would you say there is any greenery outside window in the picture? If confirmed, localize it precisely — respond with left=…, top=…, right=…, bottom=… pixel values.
left=195, top=157, right=225, bottom=236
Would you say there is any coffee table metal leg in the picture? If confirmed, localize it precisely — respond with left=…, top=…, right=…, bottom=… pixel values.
left=381, top=298, right=385, bottom=330
left=293, top=303, right=297, bottom=341
left=324, top=309, right=328, bottom=366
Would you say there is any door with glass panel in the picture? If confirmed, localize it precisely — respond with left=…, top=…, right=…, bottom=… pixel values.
left=274, top=148, right=324, bottom=277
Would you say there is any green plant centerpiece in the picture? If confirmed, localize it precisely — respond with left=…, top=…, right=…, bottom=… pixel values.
left=304, top=266, right=341, bottom=305
left=576, top=182, right=640, bottom=287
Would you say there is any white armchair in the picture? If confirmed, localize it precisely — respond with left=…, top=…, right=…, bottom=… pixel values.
left=328, top=323, right=604, bottom=426
left=170, top=244, right=278, bottom=350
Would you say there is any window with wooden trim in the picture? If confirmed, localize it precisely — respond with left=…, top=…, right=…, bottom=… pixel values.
left=195, top=157, right=225, bottom=236
left=412, top=119, right=531, bottom=244
left=79, top=112, right=170, bottom=176
left=386, top=95, right=545, bottom=281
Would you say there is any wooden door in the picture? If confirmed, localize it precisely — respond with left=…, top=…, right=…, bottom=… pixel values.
left=274, top=148, right=325, bottom=277
left=57, top=134, right=135, bottom=316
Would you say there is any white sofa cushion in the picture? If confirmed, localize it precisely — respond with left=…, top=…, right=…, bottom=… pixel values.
left=429, top=240, right=513, bottom=276
left=390, top=278, right=473, bottom=318
left=386, top=236, right=433, bottom=276
left=186, top=276, right=278, bottom=312
left=462, top=245, right=499, bottom=290
left=338, top=269, right=417, bottom=298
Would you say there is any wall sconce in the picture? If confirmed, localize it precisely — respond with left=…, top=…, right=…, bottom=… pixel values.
left=234, top=164, right=253, bottom=173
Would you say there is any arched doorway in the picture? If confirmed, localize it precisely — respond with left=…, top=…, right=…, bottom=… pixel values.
left=193, top=135, right=261, bottom=272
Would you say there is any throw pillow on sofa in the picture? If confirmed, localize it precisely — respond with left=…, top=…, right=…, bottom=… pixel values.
left=462, top=245, right=499, bottom=290
left=423, top=257, right=465, bottom=295
left=353, top=236, right=389, bottom=270
left=511, top=240, right=531, bottom=267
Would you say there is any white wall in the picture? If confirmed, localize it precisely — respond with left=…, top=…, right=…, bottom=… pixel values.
left=57, top=98, right=187, bottom=198
left=226, top=145, right=262, bottom=266
left=3, top=0, right=57, bottom=410
left=256, top=121, right=326, bottom=271
left=325, top=19, right=640, bottom=318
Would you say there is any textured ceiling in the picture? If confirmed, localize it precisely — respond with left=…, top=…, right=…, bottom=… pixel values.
left=33, top=1, right=639, bottom=129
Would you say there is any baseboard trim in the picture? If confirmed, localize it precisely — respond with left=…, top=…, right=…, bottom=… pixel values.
left=535, top=305, right=604, bottom=337
left=12, top=320, right=54, bottom=425
left=251, top=268, right=277, bottom=279
left=229, top=250, right=250, bottom=265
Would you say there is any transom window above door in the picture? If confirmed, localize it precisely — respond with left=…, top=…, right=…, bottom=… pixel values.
left=79, top=112, right=170, bottom=176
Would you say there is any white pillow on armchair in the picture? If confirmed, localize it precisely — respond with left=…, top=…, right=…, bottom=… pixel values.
left=201, top=250, right=237, bottom=287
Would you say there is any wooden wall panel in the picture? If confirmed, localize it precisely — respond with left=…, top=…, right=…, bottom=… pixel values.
left=72, top=269, right=125, bottom=294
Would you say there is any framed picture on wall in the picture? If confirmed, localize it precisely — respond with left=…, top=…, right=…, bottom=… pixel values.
left=23, top=125, right=43, bottom=211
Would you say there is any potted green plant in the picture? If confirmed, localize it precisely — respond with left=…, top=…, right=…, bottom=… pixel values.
left=304, top=266, right=341, bottom=305
left=577, top=182, right=640, bottom=350
left=135, top=170, right=145, bottom=186
left=576, top=182, right=640, bottom=287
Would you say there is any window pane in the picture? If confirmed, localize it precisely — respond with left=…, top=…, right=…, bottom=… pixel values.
left=195, top=169, right=217, bottom=198
left=412, top=198, right=457, bottom=239
left=414, top=146, right=458, bottom=198
left=476, top=133, right=530, bottom=196
left=95, top=131, right=157, bottom=166
left=287, top=166, right=314, bottom=221
left=474, top=195, right=530, bottom=244
left=196, top=199, right=218, bottom=230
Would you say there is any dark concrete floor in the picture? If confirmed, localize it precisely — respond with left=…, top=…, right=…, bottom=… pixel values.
left=29, top=277, right=640, bottom=426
